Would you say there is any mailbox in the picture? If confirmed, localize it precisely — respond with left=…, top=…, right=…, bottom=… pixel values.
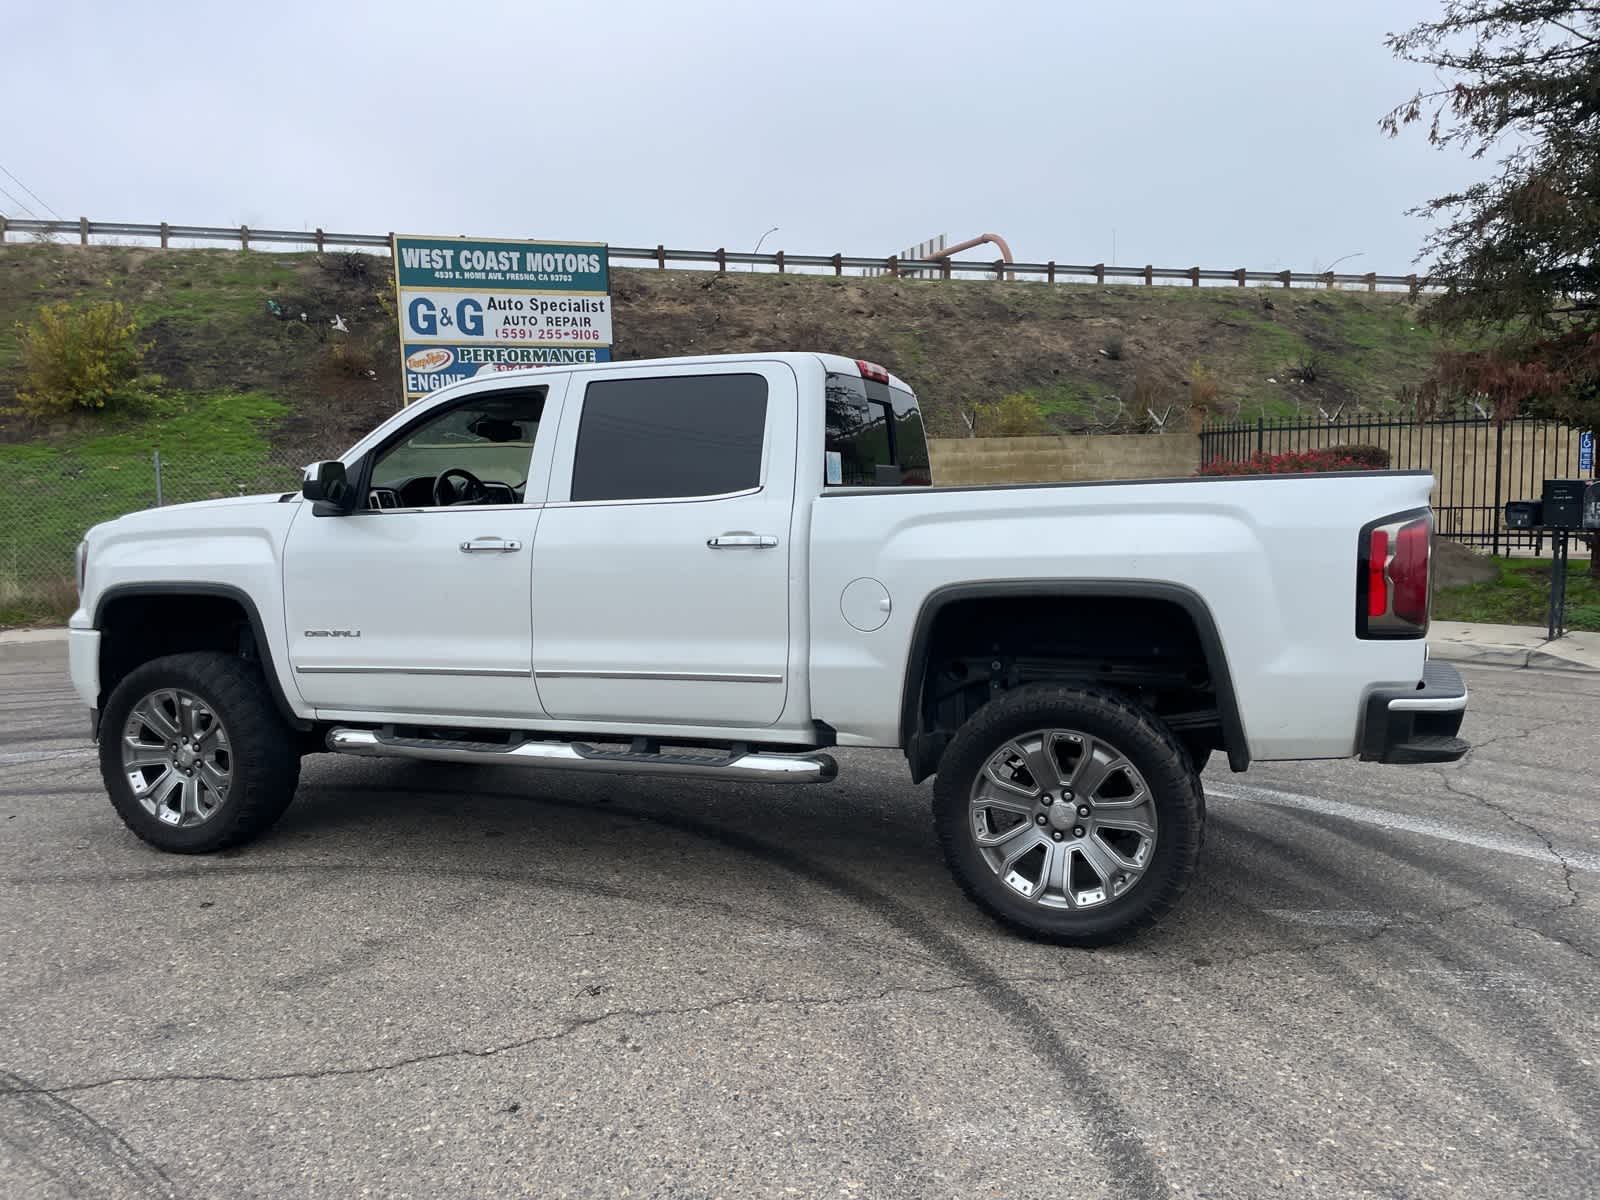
left=1505, top=499, right=1542, bottom=530
left=1542, top=478, right=1586, bottom=529
left=1585, top=480, right=1600, bottom=530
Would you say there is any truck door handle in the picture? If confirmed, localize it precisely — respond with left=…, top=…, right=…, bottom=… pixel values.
left=459, top=537, right=522, bottom=554
left=707, top=533, right=778, bottom=549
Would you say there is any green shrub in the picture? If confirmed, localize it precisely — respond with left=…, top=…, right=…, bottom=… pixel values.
left=979, top=393, right=1049, bottom=436
left=321, top=338, right=377, bottom=380
left=1189, top=363, right=1223, bottom=415
left=1123, top=368, right=1174, bottom=413
left=14, top=301, right=160, bottom=418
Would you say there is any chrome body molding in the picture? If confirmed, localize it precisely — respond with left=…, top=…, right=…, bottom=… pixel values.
left=293, top=664, right=532, bottom=678
left=533, top=669, right=783, bottom=684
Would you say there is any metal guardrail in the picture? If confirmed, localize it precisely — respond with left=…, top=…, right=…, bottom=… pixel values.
left=0, top=216, right=1437, bottom=293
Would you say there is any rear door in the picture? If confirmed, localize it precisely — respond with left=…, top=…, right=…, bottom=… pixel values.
left=530, top=361, right=797, bottom=727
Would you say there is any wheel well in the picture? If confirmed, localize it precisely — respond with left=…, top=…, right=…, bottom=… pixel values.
left=95, top=588, right=306, bottom=730
left=901, top=588, right=1247, bottom=782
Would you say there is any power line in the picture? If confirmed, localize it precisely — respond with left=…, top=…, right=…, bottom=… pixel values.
left=0, top=162, right=59, bottom=219
left=0, top=181, right=39, bottom=219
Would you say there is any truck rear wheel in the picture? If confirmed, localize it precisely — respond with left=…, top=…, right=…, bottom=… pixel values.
left=99, top=652, right=301, bottom=854
left=932, top=684, right=1203, bottom=946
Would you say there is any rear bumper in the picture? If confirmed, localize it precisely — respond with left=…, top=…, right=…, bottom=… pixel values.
left=1359, top=660, right=1469, bottom=765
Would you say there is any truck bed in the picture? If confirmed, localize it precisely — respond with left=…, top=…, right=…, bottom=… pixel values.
left=807, top=470, right=1435, bottom=759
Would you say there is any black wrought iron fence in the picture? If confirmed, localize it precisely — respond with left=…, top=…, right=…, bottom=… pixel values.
left=1198, top=416, right=1587, bottom=554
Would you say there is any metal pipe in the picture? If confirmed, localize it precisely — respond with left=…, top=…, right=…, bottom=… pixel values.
left=326, top=728, right=838, bottom=784
left=928, top=232, right=1016, bottom=281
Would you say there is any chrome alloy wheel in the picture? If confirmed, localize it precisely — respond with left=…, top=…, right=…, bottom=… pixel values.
left=120, top=689, right=232, bottom=828
left=968, top=728, right=1158, bottom=909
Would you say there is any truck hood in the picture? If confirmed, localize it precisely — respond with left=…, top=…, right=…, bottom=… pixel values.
left=87, top=492, right=297, bottom=540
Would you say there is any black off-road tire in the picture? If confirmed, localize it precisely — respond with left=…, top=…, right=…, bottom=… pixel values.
left=1179, top=735, right=1213, bottom=775
left=99, top=652, right=301, bottom=853
left=933, top=684, right=1204, bottom=947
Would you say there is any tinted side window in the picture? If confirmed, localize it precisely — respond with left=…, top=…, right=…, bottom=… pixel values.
left=824, top=374, right=891, bottom=486
left=570, top=374, right=768, bottom=502
left=824, top=373, right=930, bottom=486
left=891, top=385, right=931, bottom=486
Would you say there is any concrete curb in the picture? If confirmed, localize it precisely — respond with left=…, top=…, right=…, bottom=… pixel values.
left=0, top=628, right=69, bottom=645
left=1526, top=649, right=1600, bottom=673
left=1428, top=639, right=1600, bottom=674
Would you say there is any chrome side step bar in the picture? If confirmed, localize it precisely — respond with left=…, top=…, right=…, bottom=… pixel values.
left=325, top=727, right=837, bottom=785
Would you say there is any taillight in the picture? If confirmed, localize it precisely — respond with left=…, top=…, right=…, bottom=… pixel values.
left=856, top=359, right=891, bottom=384
left=1392, top=520, right=1430, bottom=625
left=1357, top=510, right=1431, bottom=638
left=1366, top=530, right=1389, bottom=618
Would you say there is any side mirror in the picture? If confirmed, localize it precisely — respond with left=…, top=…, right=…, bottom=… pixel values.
left=302, top=460, right=357, bottom=513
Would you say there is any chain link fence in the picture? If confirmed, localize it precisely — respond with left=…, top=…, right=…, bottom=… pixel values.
left=0, top=446, right=309, bottom=603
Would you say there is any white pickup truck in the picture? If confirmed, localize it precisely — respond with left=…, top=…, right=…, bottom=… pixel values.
left=69, top=352, right=1468, bottom=944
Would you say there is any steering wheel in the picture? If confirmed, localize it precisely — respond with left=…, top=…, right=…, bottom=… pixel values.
left=432, top=467, right=487, bottom=507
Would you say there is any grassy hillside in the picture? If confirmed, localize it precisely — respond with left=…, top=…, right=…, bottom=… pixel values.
left=0, top=243, right=1452, bottom=456
left=0, top=242, right=1462, bottom=625
left=0, top=244, right=399, bottom=457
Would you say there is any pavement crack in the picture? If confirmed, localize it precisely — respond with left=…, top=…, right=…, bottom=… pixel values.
left=1182, top=896, right=1498, bottom=966
left=1431, top=769, right=1592, bottom=960
left=1459, top=727, right=1533, bottom=752
left=1435, top=770, right=1582, bottom=909
left=0, top=980, right=984, bottom=1098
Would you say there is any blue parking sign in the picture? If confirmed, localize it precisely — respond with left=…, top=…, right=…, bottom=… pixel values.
left=1582, top=429, right=1594, bottom=473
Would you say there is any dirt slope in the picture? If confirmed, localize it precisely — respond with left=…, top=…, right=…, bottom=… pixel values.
left=0, top=243, right=1448, bottom=457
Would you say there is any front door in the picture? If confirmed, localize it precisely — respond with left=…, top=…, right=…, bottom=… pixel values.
left=531, top=362, right=796, bottom=728
left=282, top=381, right=559, bottom=721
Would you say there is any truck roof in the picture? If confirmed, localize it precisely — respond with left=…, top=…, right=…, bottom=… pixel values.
left=427, top=352, right=915, bottom=401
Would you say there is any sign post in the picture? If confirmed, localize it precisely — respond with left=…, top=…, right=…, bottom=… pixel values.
left=391, top=233, right=611, bottom=403
left=1580, top=429, right=1594, bottom=475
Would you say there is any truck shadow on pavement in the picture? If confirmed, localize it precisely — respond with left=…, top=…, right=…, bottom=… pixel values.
left=268, top=757, right=1538, bottom=969
left=269, top=756, right=1185, bottom=1195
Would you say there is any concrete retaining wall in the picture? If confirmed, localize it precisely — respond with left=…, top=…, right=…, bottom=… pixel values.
left=928, top=433, right=1201, bottom=485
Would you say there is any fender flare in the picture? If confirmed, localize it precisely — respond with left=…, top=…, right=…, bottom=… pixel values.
left=93, top=582, right=309, bottom=731
left=897, top=579, right=1249, bottom=775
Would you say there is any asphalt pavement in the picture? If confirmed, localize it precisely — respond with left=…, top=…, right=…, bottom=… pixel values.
left=1, top=641, right=1596, bottom=1199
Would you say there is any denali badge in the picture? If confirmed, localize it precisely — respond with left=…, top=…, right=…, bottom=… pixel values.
left=304, top=629, right=362, bottom=638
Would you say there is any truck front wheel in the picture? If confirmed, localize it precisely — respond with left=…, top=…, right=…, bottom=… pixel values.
left=99, top=652, right=301, bottom=854
left=932, top=684, right=1203, bottom=946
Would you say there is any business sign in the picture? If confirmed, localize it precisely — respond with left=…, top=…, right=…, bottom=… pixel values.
left=391, top=233, right=611, bottom=402
left=1581, top=429, right=1594, bottom=474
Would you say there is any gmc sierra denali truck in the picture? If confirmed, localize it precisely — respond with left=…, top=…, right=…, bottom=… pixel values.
left=69, top=352, right=1469, bottom=945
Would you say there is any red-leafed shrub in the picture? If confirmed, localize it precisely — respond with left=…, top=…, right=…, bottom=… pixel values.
left=1325, top=443, right=1391, bottom=468
left=1197, top=448, right=1377, bottom=476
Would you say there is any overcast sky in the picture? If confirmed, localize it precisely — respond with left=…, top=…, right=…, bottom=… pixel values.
left=4, top=0, right=1480, bottom=274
